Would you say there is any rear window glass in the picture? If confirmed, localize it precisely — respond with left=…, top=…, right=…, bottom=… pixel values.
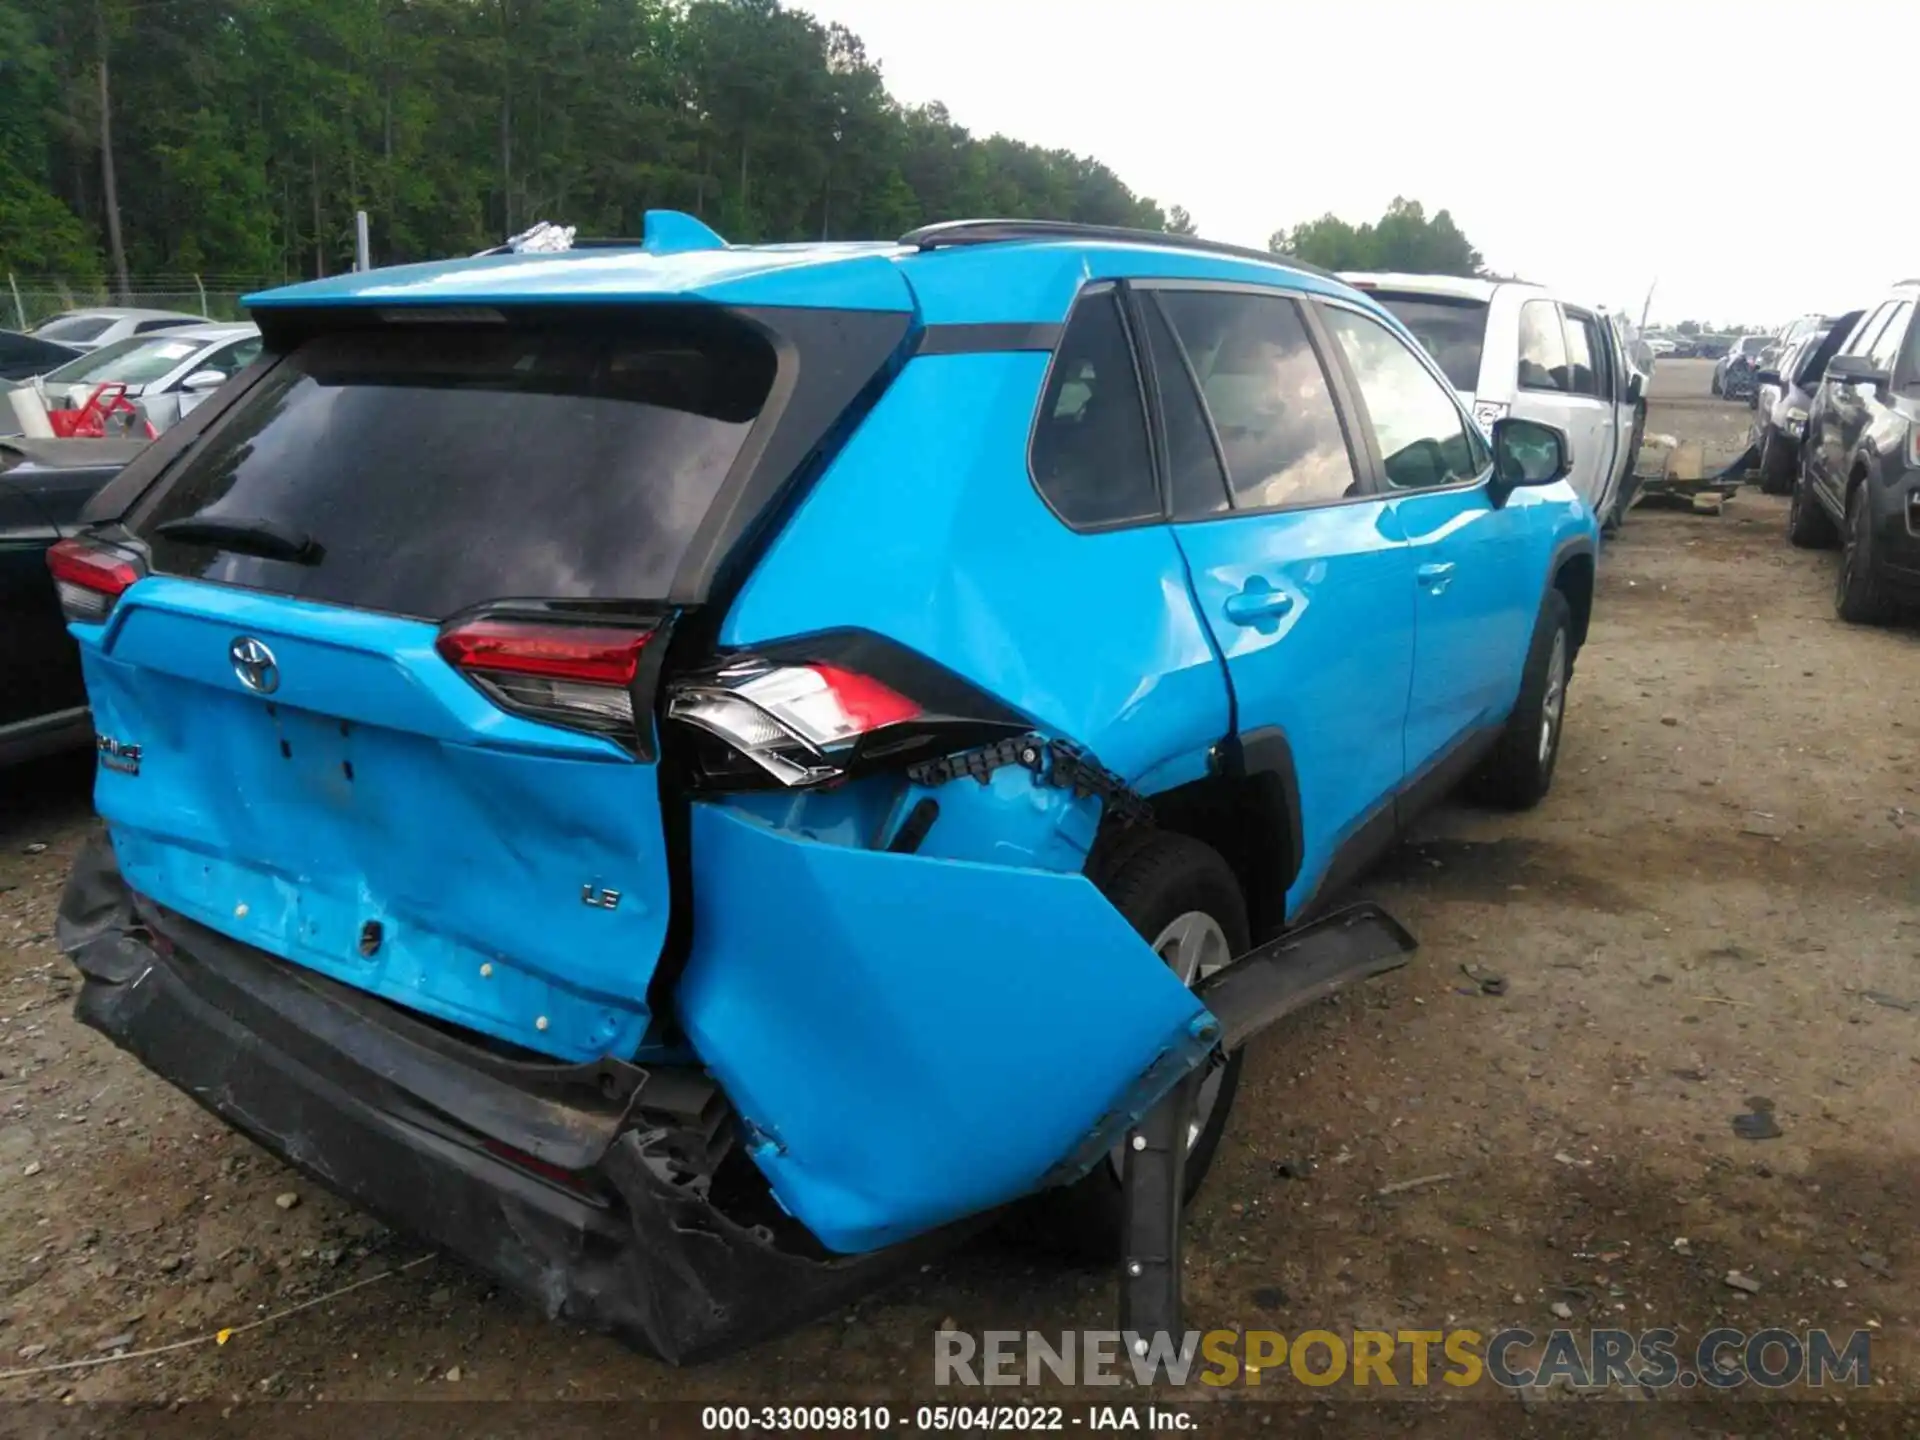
left=133, top=316, right=776, bottom=618
left=34, top=315, right=113, bottom=343
left=1368, top=294, right=1488, bottom=392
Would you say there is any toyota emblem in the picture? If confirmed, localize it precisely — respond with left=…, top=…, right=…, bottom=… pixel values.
left=229, top=636, right=280, bottom=694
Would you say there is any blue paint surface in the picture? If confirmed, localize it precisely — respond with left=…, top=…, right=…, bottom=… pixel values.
left=74, top=577, right=670, bottom=1061
left=674, top=802, right=1216, bottom=1253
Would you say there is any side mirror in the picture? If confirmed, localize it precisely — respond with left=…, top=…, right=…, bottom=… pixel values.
left=1826, top=354, right=1889, bottom=388
left=1625, top=372, right=1644, bottom=403
left=178, top=369, right=226, bottom=392
left=1755, top=369, right=1782, bottom=387
left=1489, top=416, right=1570, bottom=504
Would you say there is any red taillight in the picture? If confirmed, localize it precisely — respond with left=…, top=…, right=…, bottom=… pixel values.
left=437, top=617, right=657, bottom=744
left=46, top=537, right=142, bottom=624
left=435, top=619, right=653, bottom=686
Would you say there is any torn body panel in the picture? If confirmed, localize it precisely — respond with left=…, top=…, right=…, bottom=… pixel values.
left=56, top=836, right=964, bottom=1364
left=674, top=802, right=1218, bottom=1254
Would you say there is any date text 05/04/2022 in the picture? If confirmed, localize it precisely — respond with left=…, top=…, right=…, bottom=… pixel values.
left=699, top=1405, right=1194, bottom=1431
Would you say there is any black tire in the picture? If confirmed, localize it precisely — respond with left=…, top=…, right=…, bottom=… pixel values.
left=1836, top=483, right=1899, bottom=626
left=1757, top=428, right=1795, bottom=495
left=1027, top=832, right=1249, bottom=1257
left=1787, top=459, right=1838, bottom=549
left=1711, top=371, right=1722, bottom=396
left=1471, top=588, right=1571, bottom=811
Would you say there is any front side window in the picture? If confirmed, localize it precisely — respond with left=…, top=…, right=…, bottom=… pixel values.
left=1322, top=305, right=1485, bottom=491
left=1843, top=304, right=1894, bottom=357
left=1030, top=290, right=1159, bottom=528
left=1865, top=302, right=1911, bottom=374
left=1157, top=290, right=1359, bottom=511
left=1517, top=300, right=1571, bottom=392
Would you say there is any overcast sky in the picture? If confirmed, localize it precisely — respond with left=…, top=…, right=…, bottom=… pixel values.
left=798, top=0, right=1919, bottom=328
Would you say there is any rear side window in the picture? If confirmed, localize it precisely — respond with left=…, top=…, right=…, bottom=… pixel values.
left=1139, top=297, right=1229, bottom=519
left=1517, top=300, right=1570, bottom=392
left=34, top=315, right=112, bottom=343
left=1030, top=290, right=1158, bottom=528
left=1369, top=293, right=1488, bottom=392
left=1157, top=290, right=1359, bottom=511
left=133, top=315, right=776, bottom=618
left=1321, top=305, right=1485, bottom=490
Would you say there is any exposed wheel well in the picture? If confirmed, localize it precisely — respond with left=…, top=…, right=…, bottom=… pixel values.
left=1554, top=552, right=1594, bottom=652
left=1094, top=766, right=1299, bottom=943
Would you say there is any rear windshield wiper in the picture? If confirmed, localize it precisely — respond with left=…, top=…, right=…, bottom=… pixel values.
left=154, top=514, right=324, bottom=565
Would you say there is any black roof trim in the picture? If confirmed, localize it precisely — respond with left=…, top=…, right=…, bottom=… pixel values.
left=899, top=219, right=1337, bottom=282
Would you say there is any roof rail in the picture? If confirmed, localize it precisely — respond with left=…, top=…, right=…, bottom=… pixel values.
left=898, top=219, right=1337, bottom=281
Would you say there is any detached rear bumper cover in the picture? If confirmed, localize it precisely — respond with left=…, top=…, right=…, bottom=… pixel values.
left=57, top=836, right=955, bottom=1363
left=59, top=823, right=1218, bottom=1356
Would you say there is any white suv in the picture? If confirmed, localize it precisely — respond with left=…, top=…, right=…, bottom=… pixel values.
left=1341, top=273, right=1645, bottom=527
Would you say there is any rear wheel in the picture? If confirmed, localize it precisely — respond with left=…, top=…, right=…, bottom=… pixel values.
left=1836, top=483, right=1900, bottom=625
left=1029, top=832, right=1248, bottom=1257
left=1787, top=459, right=1838, bottom=549
left=1471, top=588, right=1571, bottom=811
left=1757, top=428, right=1794, bottom=495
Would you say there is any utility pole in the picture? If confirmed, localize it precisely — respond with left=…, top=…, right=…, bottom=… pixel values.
left=96, top=1, right=131, bottom=302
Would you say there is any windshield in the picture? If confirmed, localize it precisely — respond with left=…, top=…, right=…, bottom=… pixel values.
left=1368, top=293, right=1488, bottom=391
left=1736, top=336, right=1769, bottom=357
left=34, top=315, right=114, bottom=343
left=45, top=335, right=205, bottom=387
left=133, top=315, right=777, bottom=619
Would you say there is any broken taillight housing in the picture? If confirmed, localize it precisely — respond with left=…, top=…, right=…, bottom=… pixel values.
left=668, top=661, right=924, bottom=787
left=46, top=537, right=145, bottom=624
left=436, top=616, right=656, bottom=744
left=665, top=645, right=1025, bottom=790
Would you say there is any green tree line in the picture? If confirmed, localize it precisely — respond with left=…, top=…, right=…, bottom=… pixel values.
left=1272, top=197, right=1483, bottom=278
left=0, top=0, right=1191, bottom=287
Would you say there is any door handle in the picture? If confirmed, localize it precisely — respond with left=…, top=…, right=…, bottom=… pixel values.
left=1417, top=561, right=1456, bottom=594
left=1223, top=579, right=1294, bottom=627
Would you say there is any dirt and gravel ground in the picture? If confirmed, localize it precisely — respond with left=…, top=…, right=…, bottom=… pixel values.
left=1, top=358, right=1915, bottom=1430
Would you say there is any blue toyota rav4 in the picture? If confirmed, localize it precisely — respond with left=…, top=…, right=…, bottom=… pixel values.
left=53, top=216, right=1597, bottom=1361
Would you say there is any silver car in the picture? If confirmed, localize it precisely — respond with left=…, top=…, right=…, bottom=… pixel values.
left=29, top=307, right=206, bottom=353
left=35, top=323, right=261, bottom=408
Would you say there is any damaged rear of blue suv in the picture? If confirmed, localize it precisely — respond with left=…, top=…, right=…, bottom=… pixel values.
left=54, top=216, right=1597, bottom=1362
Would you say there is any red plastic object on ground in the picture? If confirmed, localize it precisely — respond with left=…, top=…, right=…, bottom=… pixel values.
left=47, top=383, right=156, bottom=440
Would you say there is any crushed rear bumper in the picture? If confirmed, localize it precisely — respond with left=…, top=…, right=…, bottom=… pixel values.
left=56, top=835, right=957, bottom=1364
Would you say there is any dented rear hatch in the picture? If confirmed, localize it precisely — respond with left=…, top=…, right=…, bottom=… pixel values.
left=68, top=303, right=908, bottom=1060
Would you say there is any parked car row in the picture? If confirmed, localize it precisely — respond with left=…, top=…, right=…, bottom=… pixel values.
left=3, top=321, right=260, bottom=438
left=1777, top=280, right=1920, bottom=625
left=1341, top=273, right=1648, bottom=531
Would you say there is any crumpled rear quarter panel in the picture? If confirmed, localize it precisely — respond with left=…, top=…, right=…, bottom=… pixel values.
left=675, top=803, right=1217, bottom=1254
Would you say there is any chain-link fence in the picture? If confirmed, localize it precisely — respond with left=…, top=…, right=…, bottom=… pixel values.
left=5, top=275, right=284, bottom=331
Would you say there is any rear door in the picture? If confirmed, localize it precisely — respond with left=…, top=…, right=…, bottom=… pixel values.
left=76, top=311, right=799, bottom=1062
left=1146, top=284, right=1416, bottom=917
